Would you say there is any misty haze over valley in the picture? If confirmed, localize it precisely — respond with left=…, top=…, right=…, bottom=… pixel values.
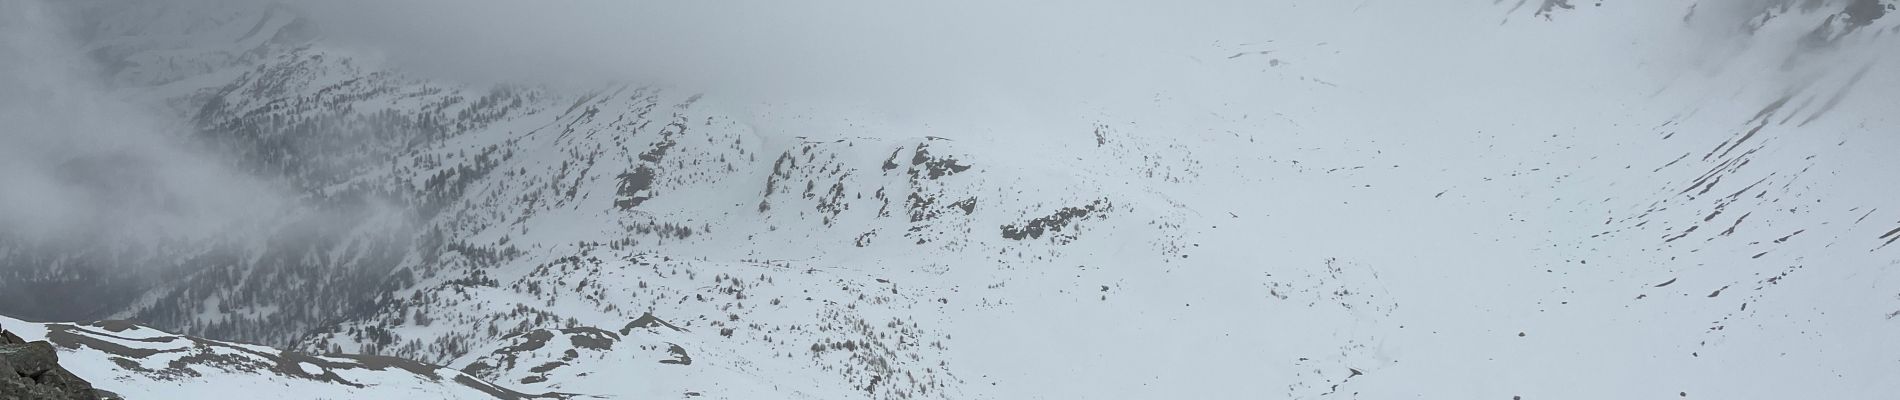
left=1, top=0, right=1898, bottom=398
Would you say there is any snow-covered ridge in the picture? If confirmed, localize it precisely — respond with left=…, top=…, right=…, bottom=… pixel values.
left=0, top=315, right=551, bottom=399
left=452, top=312, right=788, bottom=398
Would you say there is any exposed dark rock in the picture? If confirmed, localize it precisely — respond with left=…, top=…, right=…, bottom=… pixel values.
left=951, top=198, right=977, bottom=215
left=559, top=327, right=618, bottom=351
left=0, top=330, right=118, bottom=400
left=621, top=312, right=685, bottom=334
left=1539, top=0, right=1575, bottom=15
left=1001, top=199, right=1111, bottom=241
left=614, top=167, right=657, bottom=209
left=1843, top=0, right=1888, bottom=27
left=882, top=147, right=905, bottom=171
left=908, top=144, right=971, bottom=180
left=659, top=344, right=692, bottom=365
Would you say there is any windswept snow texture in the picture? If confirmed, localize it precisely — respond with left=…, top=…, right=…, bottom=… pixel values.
left=1, top=0, right=1899, bottom=399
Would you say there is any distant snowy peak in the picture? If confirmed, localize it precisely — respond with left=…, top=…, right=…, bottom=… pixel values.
left=0, top=315, right=552, bottom=399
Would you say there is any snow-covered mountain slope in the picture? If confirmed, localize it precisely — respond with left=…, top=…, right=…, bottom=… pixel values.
left=0, top=316, right=549, bottom=399
left=3, top=0, right=1898, bottom=399
left=451, top=312, right=794, bottom=398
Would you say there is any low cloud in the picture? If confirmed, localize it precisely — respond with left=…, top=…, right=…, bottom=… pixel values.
left=287, top=0, right=1291, bottom=125
left=0, top=0, right=287, bottom=248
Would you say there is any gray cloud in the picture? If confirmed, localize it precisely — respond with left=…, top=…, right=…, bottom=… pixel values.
left=0, top=0, right=288, bottom=247
left=284, top=0, right=1289, bottom=125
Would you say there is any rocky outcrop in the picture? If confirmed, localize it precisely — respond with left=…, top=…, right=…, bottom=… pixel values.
left=0, top=327, right=118, bottom=400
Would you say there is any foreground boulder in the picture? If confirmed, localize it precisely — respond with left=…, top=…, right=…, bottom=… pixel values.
left=0, top=328, right=117, bottom=400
